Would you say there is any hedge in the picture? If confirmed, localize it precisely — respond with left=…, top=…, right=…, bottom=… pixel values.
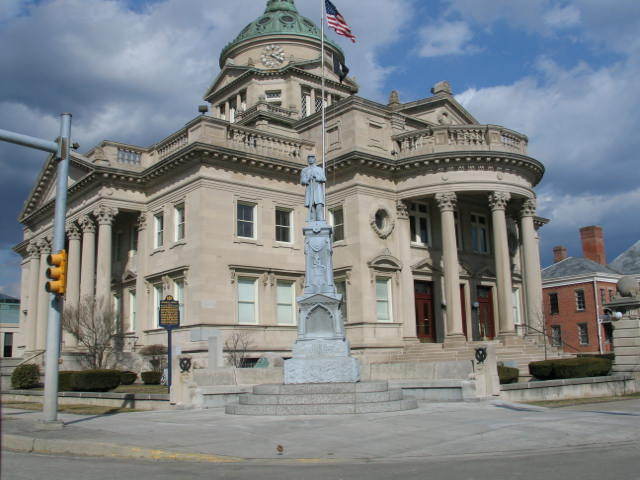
left=498, top=365, right=519, bottom=384
left=529, top=357, right=612, bottom=380
left=120, top=371, right=138, bottom=385
left=578, top=353, right=615, bottom=361
left=70, top=369, right=122, bottom=392
left=11, top=364, right=40, bottom=389
left=58, top=371, right=81, bottom=391
left=141, top=371, right=162, bottom=385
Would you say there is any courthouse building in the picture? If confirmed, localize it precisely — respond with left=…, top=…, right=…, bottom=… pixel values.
left=12, top=0, right=549, bottom=364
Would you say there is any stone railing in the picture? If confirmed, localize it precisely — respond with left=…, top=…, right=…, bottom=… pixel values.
left=117, top=147, right=143, bottom=165
left=149, top=117, right=313, bottom=164
left=157, top=131, right=189, bottom=160
left=227, top=125, right=309, bottom=160
left=237, top=102, right=299, bottom=120
left=393, top=125, right=528, bottom=159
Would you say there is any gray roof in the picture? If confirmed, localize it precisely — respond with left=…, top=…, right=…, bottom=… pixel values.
left=610, top=240, right=640, bottom=274
left=542, top=257, right=622, bottom=280
left=0, top=293, right=19, bottom=302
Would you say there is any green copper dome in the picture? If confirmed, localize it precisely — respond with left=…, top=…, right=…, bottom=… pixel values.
left=220, top=0, right=342, bottom=67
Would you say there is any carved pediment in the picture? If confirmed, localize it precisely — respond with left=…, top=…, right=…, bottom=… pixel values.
left=475, top=266, right=496, bottom=279
left=368, top=248, right=402, bottom=271
left=411, top=258, right=442, bottom=274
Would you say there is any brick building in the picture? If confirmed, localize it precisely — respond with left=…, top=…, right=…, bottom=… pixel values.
left=542, top=226, right=639, bottom=354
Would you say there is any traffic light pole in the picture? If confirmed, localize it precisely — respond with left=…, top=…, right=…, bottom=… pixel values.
left=0, top=113, right=72, bottom=424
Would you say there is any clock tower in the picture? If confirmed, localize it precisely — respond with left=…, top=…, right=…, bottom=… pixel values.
left=204, top=0, right=357, bottom=129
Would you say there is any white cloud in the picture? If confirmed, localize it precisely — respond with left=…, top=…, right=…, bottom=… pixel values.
left=417, top=21, right=477, bottom=58
left=543, top=5, right=581, bottom=30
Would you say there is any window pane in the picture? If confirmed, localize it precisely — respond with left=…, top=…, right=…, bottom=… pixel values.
left=238, top=278, right=255, bottom=302
left=376, top=301, right=389, bottom=321
left=276, top=209, right=290, bottom=226
left=277, top=305, right=294, bottom=324
left=238, top=204, right=254, bottom=221
left=277, top=281, right=293, bottom=303
left=336, top=280, right=347, bottom=322
left=238, top=303, right=255, bottom=323
left=376, top=279, right=388, bottom=300
left=419, top=218, right=428, bottom=244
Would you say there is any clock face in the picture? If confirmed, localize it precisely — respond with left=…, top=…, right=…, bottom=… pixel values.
left=261, top=44, right=285, bottom=68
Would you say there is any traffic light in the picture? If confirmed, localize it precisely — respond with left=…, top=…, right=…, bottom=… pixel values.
left=45, top=250, right=67, bottom=295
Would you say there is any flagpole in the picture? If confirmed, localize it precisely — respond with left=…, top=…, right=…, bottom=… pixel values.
left=320, top=0, right=327, bottom=221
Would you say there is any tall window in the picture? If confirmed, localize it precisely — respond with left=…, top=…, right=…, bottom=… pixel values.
left=112, top=294, right=120, bottom=328
left=409, top=202, right=430, bottom=245
left=329, top=207, right=344, bottom=241
left=471, top=213, right=489, bottom=253
left=336, top=280, right=348, bottom=323
left=513, top=288, right=522, bottom=326
left=237, top=203, right=256, bottom=239
left=174, top=204, right=185, bottom=241
left=608, top=289, right=615, bottom=302
left=551, top=325, right=562, bottom=347
left=114, top=231, right=124, bottom=260
left=129, top=226, right=138, bottom=254
left=375, top=277, right=392, bottom=322
left=301, top=88, right=311, bottom=118
left=276, top=280, right=296, bottom=325
left=154, top=213, right=164, bottom=248
left=575, top=289, right=586, bottom=311
left=237, top=277, right=258, bottom=324
left=153, top=284, right=163, bottom=328
left=454, top=211, right=462, bottom=250
left=275, top=208, right=292, bottom=243
left=549, top=293, right=559, bottom=314
left=174, top=279, right=185, bottom=321
left=600, top=288, right=606, bottom=305
left=128, top=290, right=137, bottom=332
left=578, top=323, right=589, bottom=345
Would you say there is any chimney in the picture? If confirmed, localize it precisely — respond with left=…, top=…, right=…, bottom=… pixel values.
left=553, top=246, right=568, bottom=263
left=580, top=226, right=607, bottom=265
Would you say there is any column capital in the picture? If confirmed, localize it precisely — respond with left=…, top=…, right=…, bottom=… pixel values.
left=396, top=200, right=409, bottom=220
left=136, top=212, right=148, bottom=231
left=27, top=242, right=40, bottom=259
left=93, top=206, right=118, bottom=226
left=520, top=198, right=537, bottom=217
left=37, top=237, right=52, bottom=254
left=79, top=215, right=96, bottom=234
left=66, top=222, right=82, bottom=240
left=489, top=191, right=511, bottom=211
left=435, top=192, right=457, bottom=212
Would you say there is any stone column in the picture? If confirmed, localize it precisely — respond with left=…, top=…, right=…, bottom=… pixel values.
left=25, top=242, right=41, bottom=351
left=134, top=213, right=148, bottom=333
left=520, top=199, right=543, bottom=333
left=397, top=201, right=418, bottom=342
left=79, top=215, right=96, bottom=301
left=224, top=101, right=230, bottom=121
left=65, top=223, right=82, bottom=310
left=435, top=192, right=464, bottom=339
left=36, top=238, right=52, bottom=350
left=489, top=192, right=515, bottom=337
left=94, top=206, right=118, bottom=308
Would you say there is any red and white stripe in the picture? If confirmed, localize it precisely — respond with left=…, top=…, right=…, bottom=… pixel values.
left=325, top=1, right=356, bottom=43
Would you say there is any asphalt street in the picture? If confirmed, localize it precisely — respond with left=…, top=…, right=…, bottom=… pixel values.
left=3, top=442, right=640, bottom=480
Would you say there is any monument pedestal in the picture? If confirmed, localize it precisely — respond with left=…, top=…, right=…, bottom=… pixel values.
left=285, top=338, right=360, bottom=384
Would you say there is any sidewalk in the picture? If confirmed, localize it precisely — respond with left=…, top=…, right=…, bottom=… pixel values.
left=3, top=399, right=640, bottom=463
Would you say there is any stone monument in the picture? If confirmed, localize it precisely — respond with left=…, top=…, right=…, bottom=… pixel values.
left=605, top=276, right=640, bottom=378
left=284, top=155, right=360, bottom=384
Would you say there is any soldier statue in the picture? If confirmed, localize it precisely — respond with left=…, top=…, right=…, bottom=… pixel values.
left=301, top=155, right=326, bottom=222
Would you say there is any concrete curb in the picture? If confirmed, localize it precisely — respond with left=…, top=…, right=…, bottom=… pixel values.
left=2, top=434, right=243, bottom=464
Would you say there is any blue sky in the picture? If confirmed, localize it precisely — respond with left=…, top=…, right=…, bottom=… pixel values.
left=0, top=0, right=639, bottom=296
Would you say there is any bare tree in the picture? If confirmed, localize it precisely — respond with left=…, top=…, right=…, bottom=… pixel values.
left=224, top=331, right=253, bottom=368
left=62, top=296, right=118, bottom=369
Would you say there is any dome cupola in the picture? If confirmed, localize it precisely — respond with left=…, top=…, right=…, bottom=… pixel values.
left=219, top=0, right=342, bottom=67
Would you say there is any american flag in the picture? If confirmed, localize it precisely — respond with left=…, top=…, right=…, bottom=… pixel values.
left=325, top=0, right=356, bottom=43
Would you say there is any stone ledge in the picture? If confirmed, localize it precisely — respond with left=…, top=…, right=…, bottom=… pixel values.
left=2, top=389, right=169, bottom=401
left=500, top=375, right=633, bottom=391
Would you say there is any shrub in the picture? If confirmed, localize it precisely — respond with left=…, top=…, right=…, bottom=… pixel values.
left=140, top=344, right=168, bottom=372
left=58, top=371, right=81, bottom=391
left=120, top=371, right=138, bottom=385
left=578, top=353, right=615, bottom=361
left=141, top=371, right=163, bottom=385
left=498, top=365, right=519, bottom=384
left=11, top=364, right=40, bottom=389
left=529, top=357, right=612, bottom=380
left=70, top=369, right=122, bottom=392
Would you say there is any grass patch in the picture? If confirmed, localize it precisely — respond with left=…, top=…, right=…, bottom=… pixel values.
left=2, top=401, right=141, bottom=415
left=524, top=392, right=640, bottom=408
left=113, top=384, right=168, bottom=394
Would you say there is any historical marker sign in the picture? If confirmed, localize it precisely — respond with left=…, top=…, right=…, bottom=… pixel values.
left=159, top=295, right=180, bottom=329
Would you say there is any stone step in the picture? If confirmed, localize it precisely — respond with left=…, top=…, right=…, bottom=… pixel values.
left=253, top=381, right=390, bottom=395
left=225, top=398, right=418, bottom=416
left=239, top=389, right=403, bottom=405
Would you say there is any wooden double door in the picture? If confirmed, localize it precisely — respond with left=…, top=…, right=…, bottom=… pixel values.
left=476, top=286, right=496, bottom=340
left=415, top=281, right=436, bottom=342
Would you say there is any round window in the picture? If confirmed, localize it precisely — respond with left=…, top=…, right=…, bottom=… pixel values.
left=370, top=207, right=395, bottom=239
left=281, top=15, right=295, bottom=23
left=258, top=16, right=271, bottom=25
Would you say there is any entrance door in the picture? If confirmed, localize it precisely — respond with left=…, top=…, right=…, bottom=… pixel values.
left=460, top=285, right=468, bottom=340
left=415, top=281, right=436, bottom=342
left=477, top=286, right=495, bottom=340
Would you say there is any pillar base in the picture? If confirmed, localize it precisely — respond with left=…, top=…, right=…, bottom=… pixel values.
left=443, top=334, right=467, bottom=347
left=402, top=336, right=421, bottom=345
left=498, top=332, right=520, bottom=345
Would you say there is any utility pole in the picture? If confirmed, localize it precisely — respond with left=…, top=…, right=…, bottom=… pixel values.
left=0, top=113, right=72, bottom=424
